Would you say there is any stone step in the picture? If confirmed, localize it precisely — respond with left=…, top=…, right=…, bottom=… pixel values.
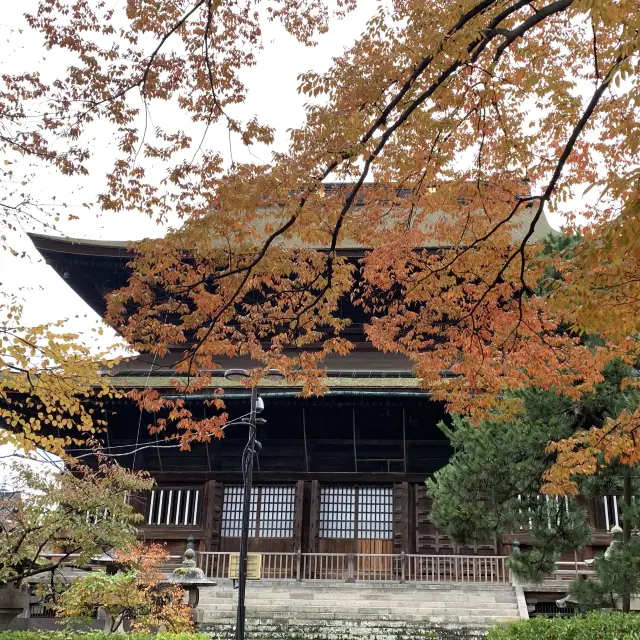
left=202, top=585, right=513, bottom=599
left=220, top=581, right=512, bottom=591
left=200, top=612, right=519, bottom=624
left=198, top=601, right=517, bottom=614
left=199, top=593, right=518, bottom=604
left=195, top=582, right=520, bottom=637
left=200, top=622, right=491, bottom=640
left=201, top=621, right=492, bottom=630
left=201, top=610, right=518, bottom=622
left=199, top=604, right=519, bottom=616
left=201, top=587, right=516, bottom=595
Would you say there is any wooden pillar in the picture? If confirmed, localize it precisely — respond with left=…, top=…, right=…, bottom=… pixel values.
left=309, top=480, right=320, bottom=553
left=201, top=480, right=223, bottom=552
left=415, top=483, right=431, bottom=554
left=392, top=482, right=414, bottom=554
left=405, top=482, right=415, bottom=554
left=393, top=483, right=401, bottom=552
left=293, top=480, right=305, bottom=552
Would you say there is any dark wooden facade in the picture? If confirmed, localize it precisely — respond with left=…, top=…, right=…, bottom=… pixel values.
left=105, top=392, right=460, bottom=557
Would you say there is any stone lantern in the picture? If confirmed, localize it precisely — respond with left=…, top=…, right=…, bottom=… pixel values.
left=165, top=537, right=216, bottom=623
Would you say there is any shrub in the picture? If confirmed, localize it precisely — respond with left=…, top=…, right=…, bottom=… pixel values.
left=57, top=543, right=193, bottom=634
left=489, top=611, right=640, bottom=640
left=0, top=634, right=206, bottom=640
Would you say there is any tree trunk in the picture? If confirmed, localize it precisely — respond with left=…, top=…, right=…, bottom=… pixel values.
left=622, top=473, right=632, bottom=613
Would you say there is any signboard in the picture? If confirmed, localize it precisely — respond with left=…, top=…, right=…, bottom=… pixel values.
left=229, top=553, right=262, bottom=580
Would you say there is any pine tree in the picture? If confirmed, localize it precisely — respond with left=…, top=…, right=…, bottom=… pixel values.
left=428, top=360, right=639, bottom=589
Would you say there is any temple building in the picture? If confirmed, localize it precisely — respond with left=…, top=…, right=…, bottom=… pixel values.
left=28, top=202, right=621, bottom=592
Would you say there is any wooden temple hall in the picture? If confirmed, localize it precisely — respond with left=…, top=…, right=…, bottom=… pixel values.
left=28, top=226, right=624, bottom=582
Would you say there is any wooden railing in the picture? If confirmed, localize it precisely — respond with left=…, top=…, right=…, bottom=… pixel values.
left=553, top=559, right=597, bottom=581
left=197, top=551, right=510, bottom=583
left=39, top=553, right=184, bottom=573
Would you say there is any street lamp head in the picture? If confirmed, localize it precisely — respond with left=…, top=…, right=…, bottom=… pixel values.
left=264, top=368, right=285, bottom=382
left=224, top=368, right=250, bottom=383
left=255, top=396, right=265, bottom=413
left=224, top=368, right=284, bottom=383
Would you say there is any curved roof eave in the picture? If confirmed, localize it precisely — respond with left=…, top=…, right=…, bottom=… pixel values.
left=28, top=232, right=131, bottom=258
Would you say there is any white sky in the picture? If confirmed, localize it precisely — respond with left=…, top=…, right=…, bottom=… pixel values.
left=0, top=1, right=382, bottom=329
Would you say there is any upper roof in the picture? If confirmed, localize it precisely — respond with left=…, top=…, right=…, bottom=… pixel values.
left=28, top=197, right=559, bottom=390
left=28, top=183, right=558, bottom=257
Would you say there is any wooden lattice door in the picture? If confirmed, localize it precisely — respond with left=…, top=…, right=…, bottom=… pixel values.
left=318, top=485, right=393, bottom=558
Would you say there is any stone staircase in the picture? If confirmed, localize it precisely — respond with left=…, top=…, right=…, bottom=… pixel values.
left=198, top=581, right=522, bottom=640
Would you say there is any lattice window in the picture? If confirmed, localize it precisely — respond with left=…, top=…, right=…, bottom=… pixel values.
left=259, top=486, right=296, bottom=537
left=221, top=485, right=295, bottom=538
left=221, top=486, right=258, bottom=537
left=357, top=486, right=393, bottom=539
left=603, top=495, right=622, bottom=531
left=319, top=486, right=392, bottom=540
left=320, top=486, right=355, bottom=538
left=147, top=488, right=200, bottom=526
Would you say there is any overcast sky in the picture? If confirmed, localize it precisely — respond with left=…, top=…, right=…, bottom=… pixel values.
left=1, top=1, right=385, bottom=329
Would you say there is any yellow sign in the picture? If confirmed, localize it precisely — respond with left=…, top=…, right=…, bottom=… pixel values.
left=229, top=553, right=262, bottom=580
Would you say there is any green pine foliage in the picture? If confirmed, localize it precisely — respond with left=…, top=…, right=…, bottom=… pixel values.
left=570, top=528, right=640, bottom=611
left=427, top=360, right=639, bottom=587
left=488, top=612, right=640, bottom=640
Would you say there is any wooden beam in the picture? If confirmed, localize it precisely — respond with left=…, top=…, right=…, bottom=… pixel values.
left=150, top=471, right=435, bottom=484
left=302, top=407, right=309, bottom=473
left=352, top=408, right=358, bottom=472
left=139, top=527, right=206, bottom=540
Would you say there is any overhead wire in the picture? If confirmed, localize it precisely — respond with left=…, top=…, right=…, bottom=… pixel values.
left=69, top=411, right=255, bottom=460
left=63, top=412, right=252, bottom=453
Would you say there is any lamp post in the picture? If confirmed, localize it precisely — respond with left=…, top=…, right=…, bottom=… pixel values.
left=224, top=368, right=284, bottom=640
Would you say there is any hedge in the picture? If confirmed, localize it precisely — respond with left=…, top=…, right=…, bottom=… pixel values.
left=488, top=612, right=640, bottom=640
left=0, top=634, right=207, bottom=640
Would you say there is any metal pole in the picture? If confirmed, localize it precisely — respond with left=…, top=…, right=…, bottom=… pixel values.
left=622, top=473, right=632, bottom=613
left=236, top=385, right=257, bottom=640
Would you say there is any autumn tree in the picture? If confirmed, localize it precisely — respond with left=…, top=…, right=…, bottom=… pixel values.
left=0, top=294, right=124, bottom=454
left=57, top=542, right=193, bottom=634
left=4, top=0, right=640, bottom=479
left=0, top=460, right=152, bottom=586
